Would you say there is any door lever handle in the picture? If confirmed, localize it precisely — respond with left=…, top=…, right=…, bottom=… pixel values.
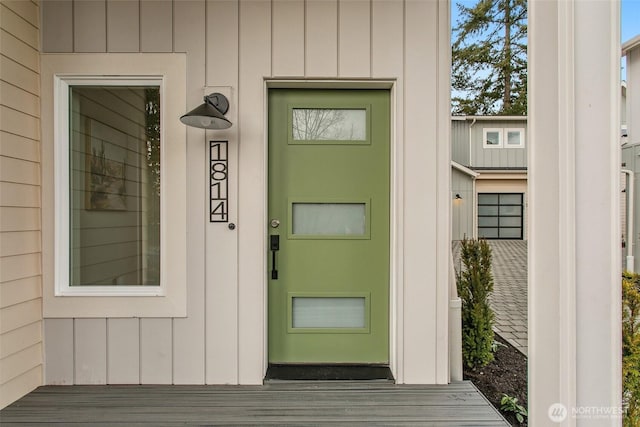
left=270, top=235, right=280, bottom=279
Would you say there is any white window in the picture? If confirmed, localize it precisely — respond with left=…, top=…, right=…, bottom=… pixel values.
left=42, top=54, right=187, bottom=317
left=483, top=128, right=503, bottom=148
left=505, top=128, right=525, bottom=148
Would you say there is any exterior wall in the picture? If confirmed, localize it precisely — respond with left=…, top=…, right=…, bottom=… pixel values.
left=0, top=0, right=43, bottom=409
left=41, top=0, right=451, bottom=386
left=476, top=176, right=527, bottom=240
left=469, top=119, right=527, bottom=168
left=451, top=168, right=474, bottom=240
left=622, top=143, right=640, bottom=272
left=451, top=119, right=470, bottom=165
left=624, top=41, right=640, bottom=273
left=628, top=41, right=640, bottom=145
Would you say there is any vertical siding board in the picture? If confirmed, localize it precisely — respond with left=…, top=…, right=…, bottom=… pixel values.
left=74, top=319, right=107, bottom=384
left=338, top=0, right=370, bottom=77
left=106, top=318, right=140, bottom=384
left=237, top=0, right=270, bottom=384
left=173, top=0, right=206, bottom=384
left=106, top=0, right=140, bottom=52
left=371, top=0, right=402, bottom=78
left=140, top=318, right=172, bottom=384
left=272, top=0, right=304, bottom=77
left=402, top=0, right=438, bottom=383
left=44, top=319, right=74, bottom=384
left=73, top=0, right=107, bottom=52
left=41, top=0, right=73, bottom=52
left=206, top=0, right=238, bottom=87
left=305, top=0, right=337, bottom=77
left=204, top=0, right=240, bottom=385
left=140, top=0, right=172, bottom=52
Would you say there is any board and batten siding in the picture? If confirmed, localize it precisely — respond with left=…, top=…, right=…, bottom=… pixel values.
left=0, top=0, right=43, bottom=409
left=451, top=168, right=474, bottom=241
left=469, top=119, right=527, bottom=168
left=450, top=119, right=470, bottom=166
left=41, top=0, right=451, bottom=386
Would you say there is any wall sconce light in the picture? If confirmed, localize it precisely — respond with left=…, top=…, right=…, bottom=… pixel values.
left=455, top=194, right=462, bottom=200
left=180, top=93, right=232, bottom=129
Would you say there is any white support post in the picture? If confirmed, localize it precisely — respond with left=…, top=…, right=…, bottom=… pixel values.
left=529, top=0, right=622, bottom=425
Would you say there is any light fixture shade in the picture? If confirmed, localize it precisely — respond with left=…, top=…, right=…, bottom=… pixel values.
left=180, top=93, right=232, bottom=129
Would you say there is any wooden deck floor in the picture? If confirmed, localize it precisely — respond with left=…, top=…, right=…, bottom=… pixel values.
left=0, top=381, right=508, bottom=426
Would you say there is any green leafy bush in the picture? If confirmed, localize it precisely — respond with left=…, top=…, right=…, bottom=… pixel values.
left=622, top=272, right=640, bottom=426
left=500, top=393, right=528, bottom=424
left=457, top=238, right=495, bottom=368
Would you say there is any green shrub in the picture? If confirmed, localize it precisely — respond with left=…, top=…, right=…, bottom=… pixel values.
left=457, top=238, right=495, bottom=368
left=622, top=272, right=640, bottom=426
left=500, top=393, right=528, bottom=424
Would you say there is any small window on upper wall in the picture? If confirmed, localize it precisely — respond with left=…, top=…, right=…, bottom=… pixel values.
left=505, top=128, right=525, bottom=148
left=483, top=128, right=503, bottom=148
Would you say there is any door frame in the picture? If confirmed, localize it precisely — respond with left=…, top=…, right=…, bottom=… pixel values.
left=263, top=80, right=402, bottom=379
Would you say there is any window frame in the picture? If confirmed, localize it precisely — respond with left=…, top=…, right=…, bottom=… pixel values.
left=55, top=77, right=163, bottom=297
left=504, top=128, right=526, bottom=148
left=482, top=128, right=503, bottom=148
left=42, top=53, right=187, bottom=318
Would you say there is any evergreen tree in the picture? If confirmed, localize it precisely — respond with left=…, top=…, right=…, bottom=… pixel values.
left=452, top=0, right=527, bottom=115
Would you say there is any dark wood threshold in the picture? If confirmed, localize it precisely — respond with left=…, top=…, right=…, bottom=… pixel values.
left=265, top=364, right=394, bottom=381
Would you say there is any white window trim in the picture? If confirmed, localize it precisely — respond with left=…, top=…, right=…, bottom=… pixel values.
left=42, top=53, right=187, bottom=317
left=505, top=128, right=526, bottom=148
left=483, top=128, right=503, bottom=148
left=55, top=76, right=164, bottom=297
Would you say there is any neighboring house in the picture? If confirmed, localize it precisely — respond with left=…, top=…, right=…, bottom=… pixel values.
left=621, top=34, right=640, bottom=272
left=451, top=116, right=527, bottom=241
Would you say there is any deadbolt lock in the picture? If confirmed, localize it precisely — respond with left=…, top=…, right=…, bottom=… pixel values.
left=270, top=219, right=280, bottom=228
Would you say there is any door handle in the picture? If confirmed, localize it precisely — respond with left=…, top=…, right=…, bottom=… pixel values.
left=270, top=235, right=280, bottom=280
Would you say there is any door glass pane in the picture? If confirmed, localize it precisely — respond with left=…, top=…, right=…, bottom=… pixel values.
left=292, top=297, right=365, bottom=328
left=500, top=228, right=522, bottom=238
left=478, top=205, right=499, bottom=216
left=478, top=217, right=498, bottom=227
left=478, top=194, right=499, bottom=204
left=292, top=203, right=366, bottom=235
left=69, top=86, right=160, bottom=286
left=292, top=109, right=366, bottom=140
left=500, top=217, right=522, bottom=227
left=478, top=228, right=499, bottom=238
left=500, top=205, right=522, bottom=216
left=499, top=194, right=522, bottom=204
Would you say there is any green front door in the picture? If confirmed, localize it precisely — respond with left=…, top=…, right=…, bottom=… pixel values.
left=268, top=89, right=390, bottom=364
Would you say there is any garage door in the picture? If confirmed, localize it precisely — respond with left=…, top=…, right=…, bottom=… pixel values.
left=477, top=193, right=523, bottom=240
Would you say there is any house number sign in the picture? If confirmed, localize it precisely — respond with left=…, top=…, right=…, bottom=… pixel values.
left=210, top=140, right=228, bottom=222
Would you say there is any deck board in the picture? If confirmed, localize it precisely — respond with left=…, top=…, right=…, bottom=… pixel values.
left=0, top=381, right=508, bottom=426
